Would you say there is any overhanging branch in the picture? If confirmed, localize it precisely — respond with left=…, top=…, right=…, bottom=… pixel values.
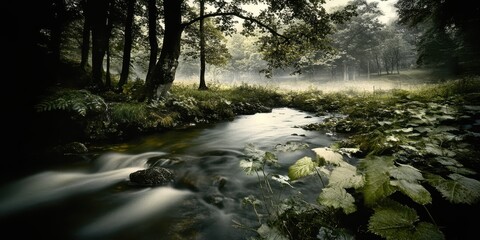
left=182, top=12, right=288, bottom=40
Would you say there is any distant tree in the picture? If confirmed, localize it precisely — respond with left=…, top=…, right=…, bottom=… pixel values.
left=331, top=0, right=383, bottom=80
left=181, top=17, right=231, bottom=86
left=226, top=34, right=265, bottom=74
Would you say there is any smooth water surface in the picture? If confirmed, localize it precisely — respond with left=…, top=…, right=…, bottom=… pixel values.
left=0, top=108, right=339, bottom=240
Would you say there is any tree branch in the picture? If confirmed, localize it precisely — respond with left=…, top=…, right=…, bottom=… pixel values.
left=182, top=12, right=288, bottom=40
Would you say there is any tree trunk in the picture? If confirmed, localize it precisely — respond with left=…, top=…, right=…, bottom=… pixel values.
left=343, top=61, right=347, bottom=81
left=394, top=49, right=400, bottom=74
left=198, top=0, right=208, bottom=90
left=89, top=0, right=109, bottom=90
left=51, top=0, right=66, bottom=73
left=117, top=0, right=136, bottom=92
left=146, top=0, right=158, bottom=81
left=105, top=0, right=114, bottom=89
left=375, top=54, right=381, bottom=75
left=352, top=65, right=356, bottom=81
left=367, top=60, right=370, bottom=80
left=145, top=0, right=183, bottom=101
left=106, top=41, right=112, bottom=88
left=80, top=0, right=90, bottom=71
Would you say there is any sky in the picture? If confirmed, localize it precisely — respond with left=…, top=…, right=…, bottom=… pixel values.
left=241, top=0, right=399, bottom=24
left=324, top=0, right=399, bottom=24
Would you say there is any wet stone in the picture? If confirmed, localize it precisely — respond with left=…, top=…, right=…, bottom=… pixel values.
left=129, top=167, right=175, bottom=187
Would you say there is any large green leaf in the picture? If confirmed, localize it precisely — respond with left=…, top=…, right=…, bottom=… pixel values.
left=328, top=165, right=364, bottom=189
left=244, top=143, right=265, bottom=161
left=435, top=157, right=463, bottom=167
left=317, top=187, right=357, bottom=214
left=389, top=163, right=424, bottom=182
left=264, top=151, right=279, bottom=167
left=412, top=222, right=445, bottom=240
left=359, top=157, right=396, bottom=205
left=288, top=156, right=317, bottom=180
left=426, top=173, right=480, bottom=204
left=368, top=201, right=445, bottom=240
left=445, top=166, right=477, bottom=175
left=239, top=159, right=262, bottom=175
left=312, top=147, right=345, bottom=166
left=368, top=201, right=418, bottom=239
left=241, top=143, right=279, bottom=171
left=390, top=180, right=432, bottom=205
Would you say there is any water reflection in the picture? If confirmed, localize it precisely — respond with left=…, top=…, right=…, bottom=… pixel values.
left=189, top=107, right=328, bottom=152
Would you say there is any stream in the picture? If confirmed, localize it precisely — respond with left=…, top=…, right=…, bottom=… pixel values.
left=0, top=108, right=340, bottom=240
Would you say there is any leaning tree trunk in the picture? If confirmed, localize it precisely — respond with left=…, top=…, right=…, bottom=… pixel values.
left=146, top=0, right=158, bottom=81
left=80, top=0, right=90, bottom=71
left=89, top=0, right=109, bottom=90
left=145, top=0, right=183, bottom=101
left=198, top=0, right=208, bottom=90
left=117, top=0, right=135, bottom=92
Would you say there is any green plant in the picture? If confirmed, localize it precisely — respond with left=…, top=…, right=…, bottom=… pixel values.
left=110, top=102, right=148, bottom=124
left=238, top=143, right=356, bottom=240
left=35, top=89, right=107, bottom=117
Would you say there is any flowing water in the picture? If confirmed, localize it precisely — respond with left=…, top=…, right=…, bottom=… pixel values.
left=0, top=108, right=341, bottom=240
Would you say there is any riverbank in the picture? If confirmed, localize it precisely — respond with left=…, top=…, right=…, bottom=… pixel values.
left=27, top=76, right=480, bottom=163
left=9, top=74, right=480, bottom=239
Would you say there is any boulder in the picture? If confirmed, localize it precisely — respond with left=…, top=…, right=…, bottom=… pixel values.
left=129, top=167, right=175, bottom=187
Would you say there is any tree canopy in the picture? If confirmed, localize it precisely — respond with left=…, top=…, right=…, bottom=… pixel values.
left=143, top=0, right=357, bottom=100
left=395, top=0, right=480, bottom=73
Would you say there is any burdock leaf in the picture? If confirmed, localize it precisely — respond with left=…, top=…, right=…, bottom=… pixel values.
left=328, top=165, right=364, bottom=189
left=390, top=180, right=432, bottom=205
left=426, top=173, right=480, bottom=204
left=288, top=156, right=317, bottom=180
left=317, top=187, right=357, bottom=214
left=389, top=163, right=424, bottom=182
left=240, top=160, right=262, bottom=175
left=359, top=156, right=396, bottom=205
left=312, top=147, right=345, bottom=166
left=368, top=201, right=444, bottom=240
